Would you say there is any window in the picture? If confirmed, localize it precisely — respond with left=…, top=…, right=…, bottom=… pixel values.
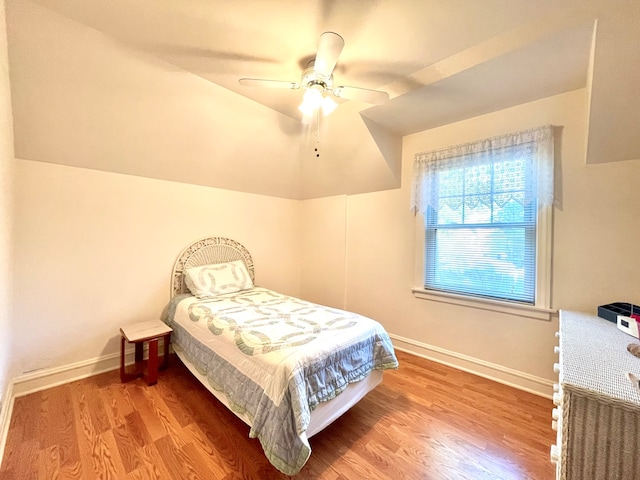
left=411, top=126, right=554, bottom=308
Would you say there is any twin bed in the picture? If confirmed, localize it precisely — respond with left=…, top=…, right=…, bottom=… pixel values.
left=163, top=237, right=398, bottom=475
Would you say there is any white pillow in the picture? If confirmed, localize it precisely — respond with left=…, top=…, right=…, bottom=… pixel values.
left=184, top=260, right=253, bottom=298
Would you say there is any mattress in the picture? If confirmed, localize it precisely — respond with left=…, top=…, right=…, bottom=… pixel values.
left=173, top=347, right=383, bottom=437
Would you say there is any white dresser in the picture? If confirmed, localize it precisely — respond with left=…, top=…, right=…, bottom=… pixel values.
left=552, top=310, right=640, bottom=480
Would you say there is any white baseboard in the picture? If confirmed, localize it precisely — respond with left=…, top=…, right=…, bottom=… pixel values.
left=12, top=352, right=122, bottom=398
left=0, top=381, right=14, bottom=469
left=390, top=333, right=554, bottom=399
left=11, top=340, right=173, bottom=399
left=11, top=346, right=173, bottom=399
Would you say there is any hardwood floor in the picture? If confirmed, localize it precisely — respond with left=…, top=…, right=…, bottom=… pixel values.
left=0, top=351, right=556, bottom=479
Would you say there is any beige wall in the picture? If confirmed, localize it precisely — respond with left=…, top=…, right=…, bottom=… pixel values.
left=12, top=160, right=302, bottom=375
left=0, top=0, right=14, bottom=406
left=6, top=0, right=304, bottom=200
left=337, top=88, right=640, bottom=394
left=553, top=155, right=640, bottom=309
left=300, top=195, right=347, bottom=308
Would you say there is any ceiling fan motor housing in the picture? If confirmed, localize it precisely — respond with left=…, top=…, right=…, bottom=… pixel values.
left=301, top=62, right=333, bottom=92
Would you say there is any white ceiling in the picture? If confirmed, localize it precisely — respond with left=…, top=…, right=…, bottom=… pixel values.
left=6, top=0, right=640, bottom=199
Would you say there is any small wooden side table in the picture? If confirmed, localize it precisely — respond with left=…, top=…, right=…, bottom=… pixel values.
left=120, top=320, right=172, bottom=385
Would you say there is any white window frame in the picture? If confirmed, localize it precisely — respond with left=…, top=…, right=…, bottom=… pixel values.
left=410, top=126, right=556, bottom=321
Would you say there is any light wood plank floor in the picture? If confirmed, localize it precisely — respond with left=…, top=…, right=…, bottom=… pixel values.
left=0, top=351, right=555, bottom=479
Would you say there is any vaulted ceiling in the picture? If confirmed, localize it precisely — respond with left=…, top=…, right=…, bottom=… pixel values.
left=6, top=0, right=639, bottom=199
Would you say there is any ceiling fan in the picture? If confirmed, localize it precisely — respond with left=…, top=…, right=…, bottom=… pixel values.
left=238, top=32, right=389, bottom=117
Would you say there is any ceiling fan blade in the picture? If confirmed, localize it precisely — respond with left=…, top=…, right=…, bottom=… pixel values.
left=238, top=78, right=299, bottom=89
left=332, top=86, right=389, bottom=105
left=313, top=32, right=344, bottom=77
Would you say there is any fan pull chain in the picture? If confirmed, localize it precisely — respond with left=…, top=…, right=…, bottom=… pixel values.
left=314, top=108, right=321, bottom=158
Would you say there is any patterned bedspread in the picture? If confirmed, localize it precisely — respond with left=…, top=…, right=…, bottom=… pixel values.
left=164, top=287, right=398, bottom=475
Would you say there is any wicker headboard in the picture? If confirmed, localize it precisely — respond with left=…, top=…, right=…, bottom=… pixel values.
left=171, top=237, right=255, bottom=297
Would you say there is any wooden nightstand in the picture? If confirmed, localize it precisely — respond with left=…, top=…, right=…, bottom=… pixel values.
left=120, top=320, right=172, bottom=385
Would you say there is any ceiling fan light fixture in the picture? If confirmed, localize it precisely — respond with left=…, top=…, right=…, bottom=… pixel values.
left=298, top=85, right=324, bottom=115
left=298, top=87, right=338, bottom=117
left=321, top=96, right=337, bottom=116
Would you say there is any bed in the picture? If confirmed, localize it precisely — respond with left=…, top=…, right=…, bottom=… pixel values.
left=162, top=237, right=399, bottom=475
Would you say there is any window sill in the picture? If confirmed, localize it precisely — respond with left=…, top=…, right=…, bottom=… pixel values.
left=411, top=287, right=556, bottom=321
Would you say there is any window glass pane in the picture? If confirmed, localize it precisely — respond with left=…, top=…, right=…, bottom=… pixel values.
left=439, top=168, right=464, bottom=197
left=424, top=144, right=537, bottom=304
left=425, top=226, right=535, bottom=303
left=437, top=202, right=462, bottom=224
left=465, top=164, right=491, bottom=196
left=464, top=194, right=491, bottom=223
left=494, top=159, right=525, bottom=193
left=434, top=160, right=531, bottom=227
left=493, top=194, right=525, bottom=223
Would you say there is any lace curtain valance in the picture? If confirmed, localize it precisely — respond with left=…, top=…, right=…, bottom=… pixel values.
left=410, top=125, right=555, bottom=215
